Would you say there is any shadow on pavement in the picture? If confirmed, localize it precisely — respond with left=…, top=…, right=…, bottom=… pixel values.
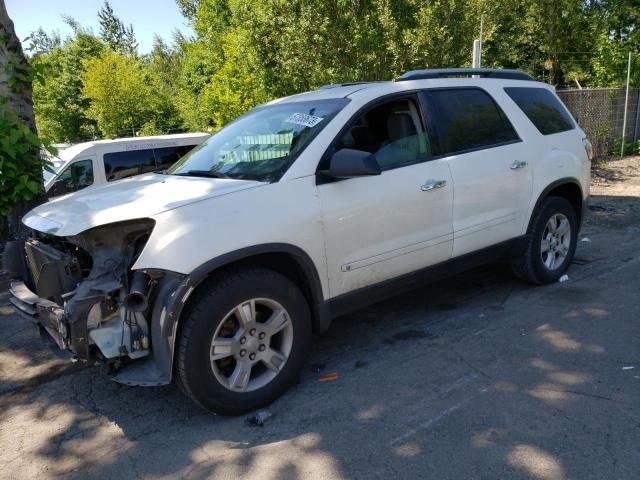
left=1, top=193, right=639, bottom=479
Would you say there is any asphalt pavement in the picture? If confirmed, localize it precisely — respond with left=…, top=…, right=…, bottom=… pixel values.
left=1, top=159, right=639, bottom=479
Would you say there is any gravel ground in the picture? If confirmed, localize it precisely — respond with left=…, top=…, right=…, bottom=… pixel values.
left=1, top=157, right=640, bottom=480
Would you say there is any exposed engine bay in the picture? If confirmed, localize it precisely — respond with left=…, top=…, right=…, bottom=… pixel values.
left=3, top=219, right=185, bottom=385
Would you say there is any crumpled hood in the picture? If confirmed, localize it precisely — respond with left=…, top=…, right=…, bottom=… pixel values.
left=23, top=173, right=265, bottom=236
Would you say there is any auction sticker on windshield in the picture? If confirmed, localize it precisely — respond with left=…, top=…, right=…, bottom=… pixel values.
left=285, top=113, right=324, bottom=128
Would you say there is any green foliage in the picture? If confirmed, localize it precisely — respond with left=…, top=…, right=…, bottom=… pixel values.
left=611, top=139, right=640, bottom=156
left=98, top=0, right=138, bottom=55
left=4, top=55, right=45, bottom=92
left=30, top=22, right=104, bottom=142
left=592, top=0, right=639, bottom=87
left=82, top=51, right=181, bottom=137
left=0, top=101, right=52, bottom=215
left=82, top=51, right=152, bottom=137
left=25, top=0, right=640, bottom=143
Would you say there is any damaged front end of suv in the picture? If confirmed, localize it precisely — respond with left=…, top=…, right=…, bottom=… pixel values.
left=4, top=218, right=186, bottom=386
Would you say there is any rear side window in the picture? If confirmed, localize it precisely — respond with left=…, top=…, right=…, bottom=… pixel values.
left=104, top=148, right=156, bottom=182
left=504, top=87, right=575, bottom=135
left=153, top=145, right=195, bottom=171
left=423, top=88, right=519, bottom=156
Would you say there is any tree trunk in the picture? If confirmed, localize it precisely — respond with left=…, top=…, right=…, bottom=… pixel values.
left=0, top=0, right=42, bottom=241
left=0, top=1, right=35, bottom=129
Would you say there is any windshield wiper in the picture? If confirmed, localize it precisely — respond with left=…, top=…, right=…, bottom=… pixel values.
left=173, top=170, right=230, bottom=179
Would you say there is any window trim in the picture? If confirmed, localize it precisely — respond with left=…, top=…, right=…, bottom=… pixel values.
left=316, top=90, right=434, bottom=185
left=419, top=86, right=523, bottom=160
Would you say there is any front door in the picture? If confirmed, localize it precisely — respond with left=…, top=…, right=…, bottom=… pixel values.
left=317, top=96, right=454, bottom=298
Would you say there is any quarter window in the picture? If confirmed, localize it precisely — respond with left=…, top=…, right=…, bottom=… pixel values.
left=423, top=88, right=519, bottom=156
left=336, top=98, right=430, bottom=170
left=504, top=87, right=575, bottom=135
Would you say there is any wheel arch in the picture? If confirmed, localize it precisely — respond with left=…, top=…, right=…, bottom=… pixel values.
left=527, top=178, right=585, bottom=233
left=183, top=242, right=328, bottom=325
left=149, top=244, right=330, bottom=383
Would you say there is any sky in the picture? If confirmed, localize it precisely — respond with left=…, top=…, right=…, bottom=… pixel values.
left=5, top=0, right=193, bottom=53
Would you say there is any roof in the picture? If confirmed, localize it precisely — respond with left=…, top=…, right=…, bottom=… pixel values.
left=89, top=132, right=210, bottom=146
left=396, top=68, right=536, bottom=81
left=55, top=133, right=211, bottom=161
left=272, top=68, right=541, bottom=105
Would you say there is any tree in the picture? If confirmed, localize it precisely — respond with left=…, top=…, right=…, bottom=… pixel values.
left=30, top=19, right=104, bottom=142
left=98, top=0, right=138, bottom=55
left=592, top=0, right=639, bottom=87
left=83, top=51, right=175, bottom=137
left=0, top=0, right=50, bottom=238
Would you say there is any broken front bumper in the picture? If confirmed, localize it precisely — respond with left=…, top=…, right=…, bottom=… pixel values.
left=4, top=239, right=93, bottom=358
left=4, top=237, right=190, bottom=387
left=9, top=279, right=69, bottom=351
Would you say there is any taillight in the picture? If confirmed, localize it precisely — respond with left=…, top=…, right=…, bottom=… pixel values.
left=582, top=137, right=593, bottom=161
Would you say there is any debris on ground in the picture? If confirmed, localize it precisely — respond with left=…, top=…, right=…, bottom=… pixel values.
left=581, top=237, right=592, bottom=242
left=311, top=362, right=326, bottom=373
left=245, top=410, right=274, bottom=427
left=354, top=360, right=368, bottom=369
left=622, top=366, right=635, bottom=370
left=559, top=274, right=569, bottom=283
left=589, top=204, right=609, bottom=212
left=319, top=372, right=339, bottom=382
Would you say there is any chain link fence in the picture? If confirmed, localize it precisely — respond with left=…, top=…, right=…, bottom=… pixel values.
left=557, top=87, right=640, bottom=158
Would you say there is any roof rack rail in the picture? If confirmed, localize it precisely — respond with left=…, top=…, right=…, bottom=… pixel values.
left=318, top=81, right=387, bottom=89
left=396, top=68, right=536, bottom=82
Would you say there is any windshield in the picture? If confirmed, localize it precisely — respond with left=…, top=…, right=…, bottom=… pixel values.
left=42, top=157, right=66, bottom=183
left=168, top=99, right=349, bottom=182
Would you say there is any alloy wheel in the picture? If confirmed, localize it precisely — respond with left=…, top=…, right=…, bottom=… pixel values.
left=209, top=298, right=294, bottom=392
left=540, top=213, right=571, bottom=270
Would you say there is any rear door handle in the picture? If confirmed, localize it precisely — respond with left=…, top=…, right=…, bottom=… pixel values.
left=511, top=161, right=528, bottom=170
left=421, top=179, right=447, bottom=191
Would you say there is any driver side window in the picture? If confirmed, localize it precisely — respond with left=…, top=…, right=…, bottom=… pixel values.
left=337, top=98, right=430, bottom=170
left=51, top=159, right=94, bottom=197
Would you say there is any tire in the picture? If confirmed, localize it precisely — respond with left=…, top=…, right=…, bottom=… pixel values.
left=510, top=196, right=578, bottom=284
left=177, top=267, right=312, bottom=415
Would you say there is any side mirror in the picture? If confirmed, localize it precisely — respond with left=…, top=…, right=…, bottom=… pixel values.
left=322, top=148, right=381, bottom=179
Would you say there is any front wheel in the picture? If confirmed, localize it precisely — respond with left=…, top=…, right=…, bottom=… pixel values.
left=176, top=267, right=312, bottom=415
left=511, top=196, right=578, bottom=284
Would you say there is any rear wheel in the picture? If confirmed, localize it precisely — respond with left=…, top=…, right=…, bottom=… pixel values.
left=177, top=267, right=311, bottom=415
left=511, top=196, right=578, bottom=284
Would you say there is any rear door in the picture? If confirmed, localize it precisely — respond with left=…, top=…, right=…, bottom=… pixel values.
left=421, top=88, right=533, bottom=257
left=317, top=94, right=454, bottom=297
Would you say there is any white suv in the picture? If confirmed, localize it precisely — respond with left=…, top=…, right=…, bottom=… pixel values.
left=5, top=68, right=591, bottom=414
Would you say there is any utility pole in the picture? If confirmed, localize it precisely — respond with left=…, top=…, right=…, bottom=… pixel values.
left=472, top=14, right=484, bottom=68
left=621, top=52, right=632, bottom=158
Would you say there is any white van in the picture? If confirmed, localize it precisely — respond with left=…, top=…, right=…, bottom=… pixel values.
left=44, top=133, right=210, bottom=198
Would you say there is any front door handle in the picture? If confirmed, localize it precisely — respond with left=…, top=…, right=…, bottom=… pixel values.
left=511, top=160, right=528, bottom=170
left=421, top=179, right=447, bottom=191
